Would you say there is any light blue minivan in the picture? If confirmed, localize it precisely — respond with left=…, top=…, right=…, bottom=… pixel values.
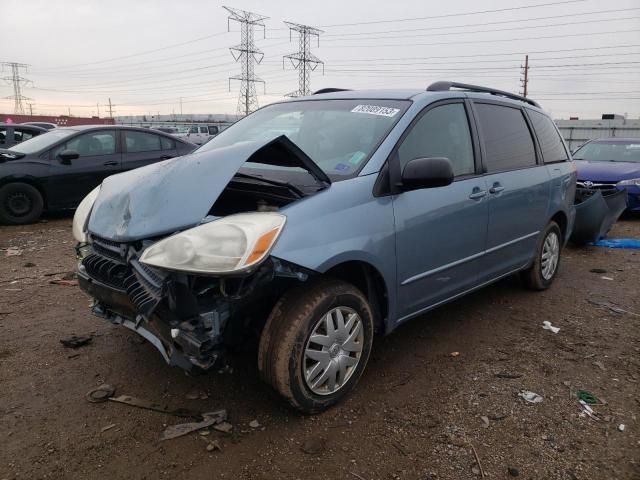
left=74, top=82, right=576, bottom=412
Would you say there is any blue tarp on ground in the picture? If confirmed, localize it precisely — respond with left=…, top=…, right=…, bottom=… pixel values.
left=592, top=238, right=640, bottom=249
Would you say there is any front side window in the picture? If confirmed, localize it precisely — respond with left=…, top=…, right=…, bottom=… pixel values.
left=125, top=130, right=162, bottom=153
left=14, top=129, right=37, bottom=143
left=573, top=141, right=640, bottom=163
left=397, top=103, right=475, bottom=177
left=528, top=110, right=568, bottom=163
left=200, top=126, right=208, bottom=134
left=8, top=128, right=76, bottom=154
left=60, top=130, right=116, bottom=157
left=475, top=103, right=536, bottom=172
left=199, top=99, right=410, bottom=181
left=208, top=126, right=219, bottom=135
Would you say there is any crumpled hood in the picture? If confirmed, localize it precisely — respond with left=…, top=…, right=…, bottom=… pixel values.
left=575, top=160, right=640, bottom=182
left=88, top=136, right=329, bottom=242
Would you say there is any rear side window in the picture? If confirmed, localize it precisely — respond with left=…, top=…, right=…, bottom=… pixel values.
left=398, top=103, right=475, bottom=177
left=62, top=131, right=116, bottom=157
left=475, top=103, right=536, bottom=172
left=208, top=126, right=219, bottom=135
left=125, top=131, right=162, bottom=153
left=528, top=110, right=568, bottom=163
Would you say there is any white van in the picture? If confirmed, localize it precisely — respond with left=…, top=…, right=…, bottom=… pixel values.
left=174, top=124, right=227, bottom=145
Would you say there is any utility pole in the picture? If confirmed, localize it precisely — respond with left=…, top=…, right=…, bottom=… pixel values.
left=179, top=97, right=183, bottom=116
left=1, top=62, right=32, bottom=114
left=107, top=98, right=115, bottom=118
left=224, top=6, right=268, bottom=116
left=520, top=54, right=529, bottom=97
left=283, top=22, right=324, bottom=97
left=96, top=103, right=100, bottom=117
left=27, top=103, right=34, bottom=116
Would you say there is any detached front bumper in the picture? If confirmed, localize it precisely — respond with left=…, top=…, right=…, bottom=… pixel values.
left=77, top=238, right=230, bottom=372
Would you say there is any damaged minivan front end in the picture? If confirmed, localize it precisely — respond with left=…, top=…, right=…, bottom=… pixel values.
left=75, top=135, right=328, bottom=371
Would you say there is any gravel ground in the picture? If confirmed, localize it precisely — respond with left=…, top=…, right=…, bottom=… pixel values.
left=1, top=215, right=639, bottom=480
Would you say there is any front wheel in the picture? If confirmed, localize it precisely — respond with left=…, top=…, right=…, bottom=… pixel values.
left=258, top=279, right=374, bottom=413
left=0, top=182, right=44, bottom=225
left=521, top=221, right=562, bottom=290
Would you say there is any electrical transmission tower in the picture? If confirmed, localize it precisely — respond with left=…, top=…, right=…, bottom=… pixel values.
left=520, top=54, right=529, bottom=97
left=2, top=62, right=32, bottom=114
left=283, top=22, right=324, bottom=97
left=224, top=6, right=268, bottom=117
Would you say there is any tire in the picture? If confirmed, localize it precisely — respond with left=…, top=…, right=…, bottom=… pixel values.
left=258, top=278, right=374, bottom=413
left=0, top=182, right=44, bottom=225
left=521, top=221, right=562, bottom=290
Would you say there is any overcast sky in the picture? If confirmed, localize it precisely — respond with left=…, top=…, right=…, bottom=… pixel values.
left=2, top=0, right=639, bottom=119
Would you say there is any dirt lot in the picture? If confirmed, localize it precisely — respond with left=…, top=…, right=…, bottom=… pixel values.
left=1, top=215, right=639, bottom=480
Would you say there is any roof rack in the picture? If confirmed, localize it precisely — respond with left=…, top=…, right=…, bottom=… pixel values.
left=312, top=88, right=351, bottom=95
left=426, top=81, right=540, bottom=108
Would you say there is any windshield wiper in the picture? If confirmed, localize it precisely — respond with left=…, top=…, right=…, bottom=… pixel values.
left=233, top=172, right=305, bottom=198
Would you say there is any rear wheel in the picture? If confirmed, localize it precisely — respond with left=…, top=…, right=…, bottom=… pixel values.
left=0, top=182, right=44, bottom=225
left=258, top=279, right=374, bottom=413
left=521, top=221, right=562, bottom=290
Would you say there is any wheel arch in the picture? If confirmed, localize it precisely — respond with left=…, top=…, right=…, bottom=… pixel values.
left=549, top=210, right=568, bottom=240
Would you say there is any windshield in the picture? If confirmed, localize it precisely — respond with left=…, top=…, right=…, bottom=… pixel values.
left=197, top=99, right=410, bottom=180
left=574, top=141, right=640, bottom=163
left=9, top=129, right=77, bottom=154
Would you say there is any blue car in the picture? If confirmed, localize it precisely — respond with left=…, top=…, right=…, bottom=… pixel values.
left=73, top=82, right=576, bottom=412
left=573, top=138, right=640, bottom=212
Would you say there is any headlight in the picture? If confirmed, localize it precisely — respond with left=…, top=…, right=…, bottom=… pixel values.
left=72, top=186, right=100, bottom=243
left=617, top=178, right=640, bottom=187
left=139, top=212, right=286, bottom=274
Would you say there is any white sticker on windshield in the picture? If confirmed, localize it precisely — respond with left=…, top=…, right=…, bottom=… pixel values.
left=351, top=104, right=400, bottom=117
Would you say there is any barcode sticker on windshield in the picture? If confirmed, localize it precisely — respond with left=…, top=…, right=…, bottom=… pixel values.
left=351, top=105, right=400, bottom=117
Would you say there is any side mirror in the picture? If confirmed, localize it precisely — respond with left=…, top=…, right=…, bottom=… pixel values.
left=58, top=150, right=79, bottom=165
left=401, top=157, right=454, bottom=191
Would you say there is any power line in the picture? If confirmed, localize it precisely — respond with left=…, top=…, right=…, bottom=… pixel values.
left=283, top=22, right=324, bottom=97
left=1, top=62, right=32, bottom=114
left=224, top=6, right=268, bottom=116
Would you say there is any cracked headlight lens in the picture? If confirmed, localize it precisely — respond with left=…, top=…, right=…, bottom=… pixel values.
left=72, top=186, right=100, bottom=243
left=139, top=212, right=286, bottom=274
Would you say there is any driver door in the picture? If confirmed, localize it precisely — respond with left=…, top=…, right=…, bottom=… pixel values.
left=45, top=129, right=121, bottom=208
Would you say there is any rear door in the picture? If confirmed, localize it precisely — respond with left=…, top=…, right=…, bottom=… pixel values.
left=46, top=129, right=120, bottom=207
left=471, top=101, right=551, bottom=278
left=122, top=129, right=173, bottom=171
left=392, top=100, right=489, bottom=320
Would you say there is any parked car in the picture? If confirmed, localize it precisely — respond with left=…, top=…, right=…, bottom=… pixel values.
left=73, top=82, right=576, bottom=412
left=21, top=121, right=57, bottom=130
left=0, top=123, right=47, bottom=148
left=0, top=125, right=197, bottom=224
left=174, top=124, right=226, bottom=145
left=573, top=138, right=640, bottom=212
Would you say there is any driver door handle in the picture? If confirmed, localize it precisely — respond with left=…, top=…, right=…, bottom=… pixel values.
left=489, top=183, right=505, bottom=194
left=103, top=161, right=118, bottom=166
left=469, top=189, right=487, bottom=200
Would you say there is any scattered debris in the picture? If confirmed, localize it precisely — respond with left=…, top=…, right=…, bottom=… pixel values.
left=185, top=389, right=208, bottom=400
left=618, top=424, right=625, bottom=432
left=301, top=436, right=326, bottom=454
left=578, top=400, right=600, bottom=420
left=100, top=424, right=117, bottom=432
left=49, top=278, right=78, bottom=286
left=495, top=372, right=523, bottom=379
left=593, top=361, right=606, bottom=371
left=469, top=441, right=485, bottom=479
left=86, top=384, right=116, bottom=403
left=160, top=410, right=227, bottom=441
left=450, top=351, right=460, bottom=357
left=206, top=440, right=222, bottom=452
left=542, top=321, right=560, bottom=334
left=480, top=416, right=490, bottom=428
left=593, top=238, right=640, bottom=249
left=108, top=395, right=203, bottom=418
left=519, top=390, right=543, bottom=404
left=60, top=335, right=92, bottom=349
left=472, top=466, right=481, bottom=475
left=576, top=390, right=599, bottom=405
left=600, top=276, right=614, bottom=281
left=249, top=419, right=261, bottom=429
left=23, top=262, right=36, bottom=268
left=350, top=473, right=368, bottom=480
left=586, top=299, right=640, bottom=317
left=508, top=467, right=520, bottom=477
left=67, top=353, right=80, bottom=359
left=5, top=247, right=23, bottom=257
left=214, top=422, right=233, bottom=434
left=589, top=268, right=607, bottom=274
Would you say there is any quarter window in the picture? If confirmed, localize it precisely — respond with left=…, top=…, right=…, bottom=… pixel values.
left=528, top=110, right=568, bottom=163
left=475, top=103, right=536, bottom=172
left=398, top=103, right=475, bottom=177
left=160, top=136, right=175, bottom=150
left=125, top=131, right=162, bottom=153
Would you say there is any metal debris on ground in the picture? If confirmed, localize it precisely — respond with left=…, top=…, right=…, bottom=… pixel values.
left=618, top=424, right=625, bottom=432
left=185, top=389, right=208, bottom=400
left=160, top=410, right=227, bottom=441
left=586, top=298, right=640, bottom=317
left=589, top=268, right=607, bottom=274
left=450, top=351, right=460, bottom=357
left=5, top=247, right=23, bottom=257
left=86, top=384, right=116, bottom=403
left=542, top=321, right=560, bottom=334
left=576, top=390, right=599, bottom=405
left=519, top=390, right=543, bottom=404
left=249, top=419, right=261, bottom=428
left=600, top=276, right=614, bottom=281
left=214, top=422, right=233, bottom=433
left=100, top=424, right=117, bottom=432
left=593, top=361, right=606, bottom=371
left=108, top=395, right=204, bottom=418
left=578, top=400, right=600, bottom=420
left=206, top=440, right=222, bottom=452
left=495, top=372, right=523, bottom=379
left=60, top=335, right=92, bottom=349
left=49, top=278, right=79, bottom=286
